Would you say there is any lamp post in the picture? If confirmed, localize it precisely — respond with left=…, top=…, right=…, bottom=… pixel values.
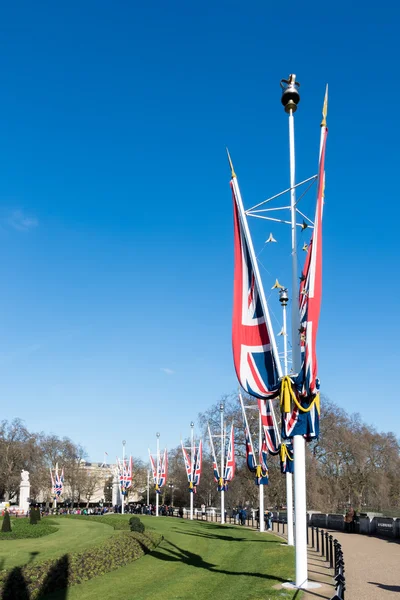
left=279, top=287, right=294, bottom=547
left=156, top=433, right=160, bottom=517
left=121, top=440, right=126, bottom=514
left=220, top=403, right=225, bottom=525
left=168, top=482, right=174, bottom=506
left=190, top=421, right=195, bottom=520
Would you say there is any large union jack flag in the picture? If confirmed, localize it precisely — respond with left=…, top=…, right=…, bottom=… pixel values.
left=298, top=126, right=327, bottom=399
left=231, top=175, right=280, bottom=398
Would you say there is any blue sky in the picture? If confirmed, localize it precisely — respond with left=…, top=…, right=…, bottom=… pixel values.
left=0, top=2, right=399, bottom=462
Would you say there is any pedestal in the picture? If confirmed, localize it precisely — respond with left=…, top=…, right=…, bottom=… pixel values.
left=19, top=470, right=30, bottom=514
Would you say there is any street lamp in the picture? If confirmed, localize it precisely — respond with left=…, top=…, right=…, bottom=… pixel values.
left=168, top=482, right=174, bottom=506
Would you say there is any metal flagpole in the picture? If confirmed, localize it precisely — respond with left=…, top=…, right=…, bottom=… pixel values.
left=121, top=440, right=126, bottom=514
left=258, top=413, right=265, bottom=532
left=281, top=74, right=308, bottom=588
left=279, top=287, right=294, bottom=546
left=190, top=421, right=194, bottom=520
left=220, top=403, right=225, bottom=524
left=147, top=469, right=150, bottom=505
left=156, top=433, right=160, bottom=517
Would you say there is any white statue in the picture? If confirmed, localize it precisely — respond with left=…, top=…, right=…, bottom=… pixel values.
left=21, top=470, right=30, bottom=483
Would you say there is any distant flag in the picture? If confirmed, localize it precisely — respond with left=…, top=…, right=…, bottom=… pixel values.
left=208, top=423, right=222, bottom=491
left=280, top=442, right=294, bottom=474
left=193, top=440, right=202, bottom=489
left=50, top=463, right=64, bottom=498
left=256, top=439, right=269, bottom=485
left=223, top=424, right=235, bottom=489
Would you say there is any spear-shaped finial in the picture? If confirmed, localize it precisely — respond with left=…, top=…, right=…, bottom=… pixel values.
left=226, top=148, right=236, bottom=179
left=321, top=84, right=328, bottom=127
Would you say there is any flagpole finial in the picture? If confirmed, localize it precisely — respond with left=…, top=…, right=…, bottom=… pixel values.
left=321, top=84, right=328, bottom=127
left=226, top=148, right=236, bottom=178
left=280, top=74, right=300, bottom=114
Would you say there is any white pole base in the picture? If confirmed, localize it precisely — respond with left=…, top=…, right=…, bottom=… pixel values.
left=282, top=581, right=321, bottom=590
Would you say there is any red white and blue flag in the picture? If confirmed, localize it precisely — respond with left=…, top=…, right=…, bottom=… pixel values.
left=245, top=426, right=257, bottom=472
left=256, top=439, right=269, bottom=485
left=208, top=423, right=222, bottom=490
left=181, top=442, right=192, bottom=484
left=231, top=175, right=280, bottom=399
left=119, top=456, right=133, bottom=496
left=149, top=449, right=168, bottom=493
left=223, top=424, right=235, bottom=487
left=51, top=464, right=64, bottom=498
left=258, top=399, right=280, bottom=454
left=193, top=440, right=202, bottom=488
left=280, top=442, right=294, bottom=474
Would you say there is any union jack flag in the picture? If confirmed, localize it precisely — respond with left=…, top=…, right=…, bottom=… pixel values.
left=223, top=424, right=235, bottom=488
left=231, top=175, right=280, bottom=399
left=148, top=449, right=168, bottom=494
left=245, top=426, right=257, bottom=472
left=256, top=439, right=269, bottom=485
left=119, top=456, right=133, bottom=496
left=258, top=398, right=280, bottom=454
left=282, top=120, right=327, bottom=440
left=192, top=440, right=202, bottom=488
left=280, top=442, right=294, bottom=474
left=50, top=464, right=64, bottom=498
left=181, top=442, right=192, bottom=483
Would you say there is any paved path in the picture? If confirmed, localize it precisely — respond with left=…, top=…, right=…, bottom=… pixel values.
left=323, top=530, right=400, bottom=600
left=271, top=524, right=400, bottom=600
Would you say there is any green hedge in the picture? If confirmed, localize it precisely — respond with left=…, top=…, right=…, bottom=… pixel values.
left=0, top=530, right=161, bottom=599
left=129, top=516, right=145, bottom=533
left=0, top=518, right=58, bottom=540
left=63, top=514, right=147, bottom=531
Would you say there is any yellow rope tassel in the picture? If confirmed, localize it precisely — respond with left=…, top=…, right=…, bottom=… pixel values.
left=280, top=375, right=320, bottom=414
left=189, top=482, right=193, bottom=489
left=280, top=443, right=294, bottom=462
left=218, top=477, right=224, bottom=489
left=255, top=465, right=262, bottom=479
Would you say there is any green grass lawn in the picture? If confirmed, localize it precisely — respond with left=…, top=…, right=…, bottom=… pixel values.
left=43, top=516, right=301, bottom=600
left=0, top=517, right=117, bottom=570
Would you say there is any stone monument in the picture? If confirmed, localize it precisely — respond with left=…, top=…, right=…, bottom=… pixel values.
left=20, top=470, right=30, bottom=514
left=112, top=468, right=120, bottom=508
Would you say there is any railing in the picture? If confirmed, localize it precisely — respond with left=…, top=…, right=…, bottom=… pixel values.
left=309, top=526, right=346, bottom=600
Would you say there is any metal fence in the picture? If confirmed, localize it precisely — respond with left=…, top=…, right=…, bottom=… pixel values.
left=309, top=526, right=345, bottom=600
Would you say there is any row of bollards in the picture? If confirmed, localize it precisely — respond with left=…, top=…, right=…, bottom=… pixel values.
left=309, top=526, right=345, bottom=600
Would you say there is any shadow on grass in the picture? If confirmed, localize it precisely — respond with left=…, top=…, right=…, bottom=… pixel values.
left=171, top=526, right=281, bottom=544
left=150, top=539, right=289, bottom=583
left=1, top=555, right=69, bottom=600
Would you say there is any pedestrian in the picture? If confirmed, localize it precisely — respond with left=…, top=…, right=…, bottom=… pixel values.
left=344, top=505, right=354, bottom=533
left=178, top=506, right=184, bottom=518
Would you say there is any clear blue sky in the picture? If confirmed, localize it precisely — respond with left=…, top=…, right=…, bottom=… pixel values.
left=0, top=2, right=399, bottom=462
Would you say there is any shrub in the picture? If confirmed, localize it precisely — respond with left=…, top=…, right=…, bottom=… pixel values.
left=0, top=518, right=58, bottom=540
left=0, top=530, right=162, bottom=599
left=29, top=508, right=37, bottom=525
left=1, top=511, right=11, bottom=533
left=129, top=516, right=145, bottom=533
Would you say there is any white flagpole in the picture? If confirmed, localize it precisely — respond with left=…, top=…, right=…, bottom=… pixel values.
left=156, top=433, right=160, bottom=517
left=279, top=288, right=294, bottom=546
left=220, top=403, right=225, bottom=524
left=190, top=422, right=194, bottom=520
left=121, top=440, right=126, bottom=514
left=147, top=469, right=150, bottom=506
left=54, top=464, right=57, bottom=511
left=281, top=74, right=308, bottom=588
left=258, top=413, right=265, bottom=532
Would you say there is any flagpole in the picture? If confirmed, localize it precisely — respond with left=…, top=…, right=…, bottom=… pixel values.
left=279, top=288, right=294, bottom=546
left=258, top=413, right=265, bottom=532
left=220, top=403, right=225, bottom=524
left=190, top=421, right=194, bottom=520
left=281, top=74, right=308, bottom=588
left=147, top=469, right=150, bottom=506
left=121, top=440, right=126, bottom=515
left=156, top=432, right=160, bottom=517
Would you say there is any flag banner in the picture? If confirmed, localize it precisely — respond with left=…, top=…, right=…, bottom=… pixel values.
left=245, top=426, right=257, bottom=473
left=256, top=439, right=269, bottom=485
left=50, top=464, right=64, bottom=498
left=298, top=127, right=327, bottom=398
left=149, top=452, right=157, bottom=484
left=280, top=442, right=294, bottom=474
left=280, top=124, right=327, bottom=441
left=223, top=424, right=235, bottom=491
left=181, top=442, right=192, bottom=487
left=231, top=176, right=280, bottom=399
left=208, top=423, right=220, bottom=488
left=120, top=456, right=133, bottom=495
left=258, top=399, right=280, bottom=454
left=193, top=440, right=202, bottom=490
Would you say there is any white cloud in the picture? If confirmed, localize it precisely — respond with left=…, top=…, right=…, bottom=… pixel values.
left=8, top=210, right=38, bottom=231
left=161, top=367, right=174, bottom=375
